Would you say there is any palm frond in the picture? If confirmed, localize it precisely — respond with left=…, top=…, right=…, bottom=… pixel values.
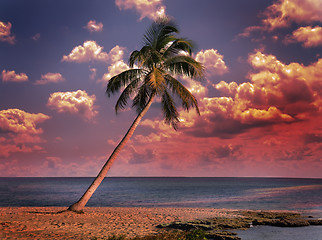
left=115, top=77, right=141, bottom=113
left=162, top=38, right=194, bottom=57
left=129, top=50, right=140, bottom=68
left=129, top=46, right=163, bottom=69
left=107, top=18, right=203, bottom=126
left=163, top=55, right=205, bottom=80
left=132, top=84, right=153, bottom=114
left=106, top=69, right=144, bottom=97
left=143, top=17, right=178, bottom=51
left=161, top=90, right=180, bottom=130
left=144, top=68, right=166, bottom=95
left=164, top=74, right=200, bottom=115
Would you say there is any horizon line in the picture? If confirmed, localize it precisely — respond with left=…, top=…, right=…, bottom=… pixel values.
left=0, top=176, right=321, bottom=179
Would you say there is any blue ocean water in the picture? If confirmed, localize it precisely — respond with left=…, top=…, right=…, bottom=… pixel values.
left=0, top=177, right=321, bottom=212
left=1, top=177, right=321, bottom=239
left=235, top=225, right=322, bottom=240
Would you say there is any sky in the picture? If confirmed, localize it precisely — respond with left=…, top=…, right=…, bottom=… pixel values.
left=0, top=0, right=321, bottom=178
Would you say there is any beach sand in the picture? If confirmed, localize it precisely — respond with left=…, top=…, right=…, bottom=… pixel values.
left=0, top=207, right=242, bottom=239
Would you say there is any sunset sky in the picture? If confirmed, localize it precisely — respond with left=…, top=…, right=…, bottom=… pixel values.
left=1, top=0, right=321, bottom=178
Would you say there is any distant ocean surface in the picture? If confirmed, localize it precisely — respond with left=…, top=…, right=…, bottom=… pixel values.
left=0, top=177, right=321, bottom=213
left=1, top=177, right=321, bottom=240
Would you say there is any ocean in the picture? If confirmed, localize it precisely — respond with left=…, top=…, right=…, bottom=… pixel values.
left=0, top=177, right=321, bottom=239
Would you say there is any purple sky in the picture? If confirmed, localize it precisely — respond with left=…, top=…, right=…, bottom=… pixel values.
left=1, top=0, right=322, bottom=177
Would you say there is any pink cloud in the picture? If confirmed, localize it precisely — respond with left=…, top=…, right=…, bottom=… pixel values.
left=0, top=108, right=50, bottom=134
left=115, top=113, right=321, bottom=177
left=89, top=68, right=97, bottom=80
left=47, top=90, right=98, bottom=120
left=115, top=0, right=166, bottom=21
left=117, top=50, right=321, bottom=177
left=189, top=96, right=294, bottom=138
left=174, top=51, right=321, bottom=139
left=84, top=20, right=103, bottom=33
left=34, top=72, right=65, bottom=85
left=238, top=26, right=265, bottom=38
left=32, top=33, right=40, bottom=41
left=263, top=0, right=322, bottom=30
left=127, top=148, right=157, bottom=164
left=0, top=109, right=50, bottom=157
left=0, top=156, right=105, bottom=177
left=1, top=70, right=28, bottom=83
left=284, top=26, right=322, bottom=47
left=239, top=0, right=322, bottom=36
left=215, top=81, right=238, bottom=97
left=64, top=50, right=322, bottom=177
left=248, top=51, right=322, bottom=107
left=0, top=21, right=15, bottom=44
left=209, top=144, right=242, bottom=159
left=239, top=106, right=293, bottom=124
left=0, top=144, right=44, bottom=158
left=246, top=53, right=322, bottom=122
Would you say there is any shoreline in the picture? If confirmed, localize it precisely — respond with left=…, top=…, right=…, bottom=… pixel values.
left=0, top=207, right=243, bottom=239
left=0, top=207, right=321, bottom=239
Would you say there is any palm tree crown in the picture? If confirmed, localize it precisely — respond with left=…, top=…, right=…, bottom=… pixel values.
left=106, top=17, right=204, bottom=129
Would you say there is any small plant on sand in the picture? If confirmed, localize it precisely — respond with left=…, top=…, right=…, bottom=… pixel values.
left=106, top=229, right=207, bottom=240
left=185, top=229, right=207, bottom=240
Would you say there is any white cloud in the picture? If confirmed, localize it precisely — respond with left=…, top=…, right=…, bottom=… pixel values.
left=62, top=41, right=126, bottom=64
left=62, top=42, right=128, bottom=83
left=107, top=45, right=126, bottom=62
left=115, top=0, right=166, bottom=21
left=98, top=45, right=130, bottom=84
left=1, top=70, right=28, bottom=83
left=34, top=73, right=65, bottom=85
left=195, top=49, right=228, bottom=76
left=180, top=76, right=208, bottom=98
left=62, top=41, right=109, bottom=63
left=84, top=20, right=103, bottom=33
left=100, top=60, right=129, bottom=84
left=0, top=21, right=15, bottom=44
left=47, top=90, right=98, bottom=120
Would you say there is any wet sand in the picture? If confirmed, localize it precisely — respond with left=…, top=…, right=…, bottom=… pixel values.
left=0, top=207, right=242, bottom=239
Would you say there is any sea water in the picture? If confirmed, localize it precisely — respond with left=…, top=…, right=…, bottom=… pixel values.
left=0, top=177, right=321, bottom=239
left=235, top=225, right=322, bottom=240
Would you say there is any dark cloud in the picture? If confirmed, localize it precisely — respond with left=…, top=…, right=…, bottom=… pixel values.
left=128, top=148, right=156, bottom=164
left=303, top=133, right=322, bottom=144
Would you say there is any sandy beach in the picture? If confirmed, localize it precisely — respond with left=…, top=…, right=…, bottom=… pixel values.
left=0, top=207, right=243, bottom=239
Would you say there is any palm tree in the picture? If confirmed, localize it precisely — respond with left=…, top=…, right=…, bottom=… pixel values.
left=68, top=17, right=204, bottom=213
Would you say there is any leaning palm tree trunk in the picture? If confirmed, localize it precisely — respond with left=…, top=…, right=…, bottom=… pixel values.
left=68, top=95, right=155, bottom=213
left=67, top=17, right=204, bottom=213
